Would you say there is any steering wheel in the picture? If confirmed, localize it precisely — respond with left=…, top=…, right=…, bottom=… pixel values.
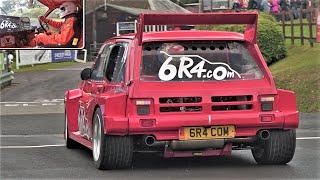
left=38, top=17, right=49, bottom=34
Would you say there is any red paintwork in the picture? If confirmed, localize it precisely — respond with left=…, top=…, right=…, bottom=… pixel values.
left=65, top=13, right=299, bottom=157
left=136, top=12, right=258, bottom=44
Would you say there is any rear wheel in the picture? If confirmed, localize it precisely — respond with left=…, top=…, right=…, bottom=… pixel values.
left=252, top=130, right=296, bottom=164
left=65, top=113, right=79, bottom=149
left=92, top=108, right=133, bottom=170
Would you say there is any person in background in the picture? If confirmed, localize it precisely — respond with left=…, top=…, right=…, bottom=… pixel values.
left=232, top=0, right=242, bottom=11
left=296, top=0, right=302, bottom=18
left=271, top=0, right=281, bottom=20
left=242, top=0, right=249, bottom=8
left=271, top=0, right=281, bottom=13
left=291, top=0, right=301, bottom=19
left=248, top=0, right=261, bottom=9
left=280, top=0, right=289, bottom=11
left=260, top=0, right=271, bottom=12
left=280, top=0, right=290, bottom=20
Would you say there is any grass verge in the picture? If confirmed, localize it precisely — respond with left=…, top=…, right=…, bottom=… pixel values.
left=270, top=45, right=320, bottom=112
left=13, top=61, right=78, bottom=73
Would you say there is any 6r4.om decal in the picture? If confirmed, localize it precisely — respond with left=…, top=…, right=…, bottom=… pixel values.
left=158, top=51, right=241, bottom=81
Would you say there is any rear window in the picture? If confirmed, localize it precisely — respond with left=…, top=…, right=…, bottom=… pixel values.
left=140, top=41, right=264, bottom=82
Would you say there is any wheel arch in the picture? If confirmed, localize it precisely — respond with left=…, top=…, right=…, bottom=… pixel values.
left=92, top=104, right=106, bottom=134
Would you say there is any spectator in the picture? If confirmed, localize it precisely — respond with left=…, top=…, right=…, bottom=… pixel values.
left=270, top=0, right=281, bottom=21
left=271, top=0, right=281, bottom=13
left=242, top=0, right=249, bottom=8
left=232, top=0, right=242, bottom=11
left=260, top=0, right=271, bottom=12
left=296, top=0, right=302, bottom=18
left=280, top=0, right=289, bottom=11
left=248, top=0, right=261, bottom=9
left=291, top=0, right=300, bottom=19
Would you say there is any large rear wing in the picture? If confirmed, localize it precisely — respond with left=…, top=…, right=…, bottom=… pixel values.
left=136, top=12, right=258, bottom=45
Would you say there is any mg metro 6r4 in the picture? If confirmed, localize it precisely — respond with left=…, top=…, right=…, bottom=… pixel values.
left=65, top=12, right=299, bottom=170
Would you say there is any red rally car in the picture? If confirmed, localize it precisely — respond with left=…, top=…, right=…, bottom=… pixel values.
left=0, top=0, right=83, bottom=48
left=65, top=12, right=299, bottom=170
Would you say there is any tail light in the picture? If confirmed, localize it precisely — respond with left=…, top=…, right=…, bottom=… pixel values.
left=260, top=96, right=274, bottom=111
left=135, top=99, right=153, bottom=115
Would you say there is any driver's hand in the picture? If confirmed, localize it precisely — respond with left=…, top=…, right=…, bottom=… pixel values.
left=45, top=30, right=53, bottom=35
left=39, top=16, right=48, bottom=23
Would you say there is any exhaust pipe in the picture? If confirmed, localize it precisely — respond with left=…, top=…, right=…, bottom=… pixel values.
left=144, top=136, right=156, bottom=146
left=258, top=130, right=270, bottom=140
left=144, top=135, right=167, bottom=147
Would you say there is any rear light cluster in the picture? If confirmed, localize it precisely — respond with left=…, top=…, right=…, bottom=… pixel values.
left=260, top=96, right=274, bottom=111
left=136, top=100, right=152, bottom=115
left=135, top=95, right=275, bottom=115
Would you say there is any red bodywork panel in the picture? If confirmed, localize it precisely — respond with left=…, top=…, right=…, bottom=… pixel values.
left=65, top=13, right=299, bottom=153
left=136, top=12, right=258, bottom=44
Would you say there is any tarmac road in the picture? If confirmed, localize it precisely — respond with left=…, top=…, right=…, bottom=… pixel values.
left=1, top=112, right=319, bottom=179
left=1, top=63, right=320, bottom=179
left=1, top=62, right=91, bottom=102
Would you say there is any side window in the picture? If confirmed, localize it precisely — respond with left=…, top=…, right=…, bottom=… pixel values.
left=105, top=43, right=128, bottom=83
left=92, top=45, right=112, bottom=80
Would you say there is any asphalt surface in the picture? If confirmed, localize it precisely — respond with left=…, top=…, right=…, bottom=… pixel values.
left=1, top=63, right=91, bottom=102
left=0, top=112, right=319, bottom=179
left=1, top=63, right=320, bottom=179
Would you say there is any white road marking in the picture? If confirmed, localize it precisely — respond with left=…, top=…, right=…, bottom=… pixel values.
left=48, top=68, right=83, bottom=71
left=1, top=99, right=64, bottom=107
left=0, top=144, right=65, bottom=149
left=0, top=99, right=64, bottom=104
left=0, top=134, right=63, bottom=138
left=296, top=137, right=320, bottom=140
left=42, top=103, right=57, bottom=106
left=4, top=104, right=19, bottom=107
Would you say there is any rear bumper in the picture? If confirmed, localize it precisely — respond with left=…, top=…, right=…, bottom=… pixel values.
left=105, top=111, right=299, bottom=140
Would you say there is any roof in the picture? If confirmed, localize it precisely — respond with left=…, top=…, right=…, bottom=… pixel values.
left=86, top=0, right=191, bottom=14
left=85, top=0, right=150, bottom=13
left=114, top=31, right=245, bottom=42
left=86, top=3, right=153, bottom=15
left=148, top=0, right=191, bottom=13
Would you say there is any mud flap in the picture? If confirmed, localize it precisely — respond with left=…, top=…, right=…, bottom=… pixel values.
left=65, top=89, right=83, bottom=132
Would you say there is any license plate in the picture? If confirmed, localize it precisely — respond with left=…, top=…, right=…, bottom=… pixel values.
left=180, top=126, right=235, bottom=140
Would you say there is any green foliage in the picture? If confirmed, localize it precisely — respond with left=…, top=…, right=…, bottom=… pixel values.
left=270, top=45, right=320, bottom=112
left=10, top=7, right=47, bottom=18
left=197, top=13, right=287, bottom=64
left=258, top=13, right=287, bottom=64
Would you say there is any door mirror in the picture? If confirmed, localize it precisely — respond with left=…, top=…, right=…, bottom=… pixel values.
left=81, top=68, right=92, bottom=80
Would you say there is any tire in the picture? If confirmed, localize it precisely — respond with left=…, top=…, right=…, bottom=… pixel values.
left=65, top=113, right=79, bottom=149
left=252, top=130, right=296, bottom=165
left=92, top=108, right=133, bottom=170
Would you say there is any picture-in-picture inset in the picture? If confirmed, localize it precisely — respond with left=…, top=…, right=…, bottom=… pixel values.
left=0, top=0, right=84, bottom=49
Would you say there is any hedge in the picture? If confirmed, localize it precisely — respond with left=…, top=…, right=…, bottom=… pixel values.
left=197, top=12, right=287, bottom=64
